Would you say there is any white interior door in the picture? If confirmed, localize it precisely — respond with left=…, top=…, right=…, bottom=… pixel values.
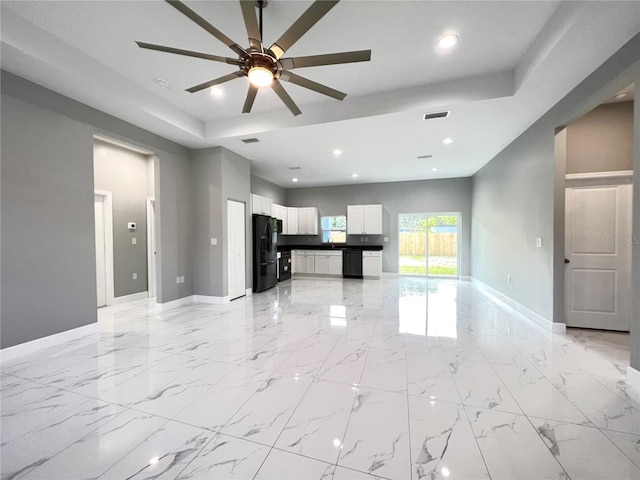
left=228, top=200, right=246, bottom=300
left=147, top=198, right=156, bottom=298
left=565, top=183, right=632, bottom=331
left=95, top=195, right=107, bottom=307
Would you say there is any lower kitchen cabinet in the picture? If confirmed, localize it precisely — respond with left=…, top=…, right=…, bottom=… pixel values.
left=363, top=251, right=382, bottom=278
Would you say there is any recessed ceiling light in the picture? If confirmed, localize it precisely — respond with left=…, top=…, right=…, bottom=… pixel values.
left=351, top=173, right=358, bottom=178
left=333, top=149, right=342, bottom=157
left=437, top=34, right=458, bottom=49
left=613, top=91, right=630, bottom=100
left=155, top=78, right=169, bottom=88
left=432, top=167, right=439, bottom=172
left=443, top=137, right=453, bottom=144
left=292, top=178, right=299, bottom=182
left=210, top=87, right=223, bottom=97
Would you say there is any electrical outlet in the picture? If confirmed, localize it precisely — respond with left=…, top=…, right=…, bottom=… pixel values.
left=132, top=237, right=137, bottom=245
left=384, top=237, right=389, bottom=242
left=132, top=273, right=137, bottom=280
left=211, top=238, right=217, bottom=245
left=536, top=237, right=543, bottom=247
left=507, top=274, right=512, bottom=283
left=176, top=276, right=180, bottom=284
left=180, top=276, right=185, bottom=283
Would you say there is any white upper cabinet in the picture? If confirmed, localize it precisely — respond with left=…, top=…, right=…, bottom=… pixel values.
left=272, top=204, right=287, bottom=232
left=297, top=207, right=318, bottom=235
left=347, top=204, right=382, bottom=235
left=287, top=207, right=299, bottom=235
left=251, top=193, right=273, bottom=216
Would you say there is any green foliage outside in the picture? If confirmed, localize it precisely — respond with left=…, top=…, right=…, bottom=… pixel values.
left=398, top=214, right=457, bottom=232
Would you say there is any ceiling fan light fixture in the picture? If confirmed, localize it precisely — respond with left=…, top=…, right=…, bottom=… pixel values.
left=248, top=66, right=274, bottom=87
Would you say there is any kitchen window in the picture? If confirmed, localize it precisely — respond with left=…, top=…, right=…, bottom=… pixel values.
left=322, top=215, right=347, bottom=243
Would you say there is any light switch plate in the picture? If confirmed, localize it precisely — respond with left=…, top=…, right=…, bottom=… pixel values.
left=536, top=237, right=542, bottom=247
left=132, top=238, right=137, bottom=245
left=132, top=273, right=137, bottom=280
left=180, top=276, right=185, bottom=283
left=176, top=276, right=180, bottom=284
left=211, top=238, right=217, bottom=245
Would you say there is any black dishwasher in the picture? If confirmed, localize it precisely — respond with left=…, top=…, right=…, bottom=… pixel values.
left=342, top=249, right=363, bottom=278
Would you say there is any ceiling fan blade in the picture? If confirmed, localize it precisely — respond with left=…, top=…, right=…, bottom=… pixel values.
left=242, top=84, right=259, bottom=114
left=271, top=80, right=302, bottom=116
left=279, top=71, right=346, bottom=101
left=166, top=0, right=246, bottom=56
left=269, top=0, right=339, bottom=59
left=136, top=42, right=241, bottom=65
left=279, top=50, right=371, bottom=69
left=239, top=0, right=262, bottom=51
left=186, top=71, right=244, bottom=93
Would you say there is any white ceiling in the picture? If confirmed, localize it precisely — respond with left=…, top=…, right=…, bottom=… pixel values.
left=2, top=1, right=639, bottom=187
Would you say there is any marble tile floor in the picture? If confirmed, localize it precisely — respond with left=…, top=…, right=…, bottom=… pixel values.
left=2, top=276, right=639, bottom=480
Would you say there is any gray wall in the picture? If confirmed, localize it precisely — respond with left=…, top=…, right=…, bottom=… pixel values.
left=94, top=140, right=152, bottom=298
left=285, top=178, right=472, bottom=275
left=192, top=147, right=251, bottom=298
left=566, top=101, right=634, bottom=174
left=251, top=175, right=286, bottom=205
left=1, top=94, right=96, bottom=348
left=472, top=33, right=640, bottom=327
left=1, top=71, right=193, bottom=347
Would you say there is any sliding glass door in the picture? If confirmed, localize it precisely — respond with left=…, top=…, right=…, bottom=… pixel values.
left=398, top=213, right=459, bottom=276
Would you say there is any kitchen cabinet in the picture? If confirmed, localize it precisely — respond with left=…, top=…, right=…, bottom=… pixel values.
left=297, top=207, right=318, bottom=235
left=347, top=204, right=382, bottom=235
left=314, top=250, right=342, bottom=275
left=293, top=250, right=316, bottom=274
left=362, top=251, right=382, bottom=278
left=251, top=193, right=273, bottom=216
left=272, top=204, right=287, bottom=233
left=287, top=207, right=299, bottom=235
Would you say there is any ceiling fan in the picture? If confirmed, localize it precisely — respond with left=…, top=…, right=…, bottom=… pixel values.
left=136, top=0, right=371, bottom=116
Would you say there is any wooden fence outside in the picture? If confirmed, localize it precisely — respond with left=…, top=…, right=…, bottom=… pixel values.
left=399, top=232, right=457, bottom=256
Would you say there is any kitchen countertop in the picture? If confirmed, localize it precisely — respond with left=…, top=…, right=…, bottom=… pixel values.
left=278, top=244, right=383, bottom=251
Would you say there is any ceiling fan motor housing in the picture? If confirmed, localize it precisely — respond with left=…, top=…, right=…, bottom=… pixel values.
left=241, top=51, right=281, bottom=79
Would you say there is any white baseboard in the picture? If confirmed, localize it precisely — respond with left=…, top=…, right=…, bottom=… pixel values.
left=111, top=291, right=148, bottom=305
left=1, top=322, right=99, bottom=363
left=471, top=278, right=565, bottom=334
left=155, top=295, right=195, bottom=311
left=193, top=295, right=230, bottom=304
left=627, top=366, right=640, bottom=396
left=245, top=288, right=253, bottom=296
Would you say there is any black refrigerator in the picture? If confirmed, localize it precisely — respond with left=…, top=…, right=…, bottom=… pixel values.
left=252, top=214, right=278, bottom=293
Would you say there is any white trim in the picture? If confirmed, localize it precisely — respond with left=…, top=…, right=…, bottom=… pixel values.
left=471, top=278, right=566, bottom=334
left=565, top=170, right=633, bottom=181
left=246, top=288, right=253, bottom=296
left=93, top=134, right=154, bottom=155
left=94, top=190, right=115, bottom=306
left=146, top=197, right=156, bottom=298
left=155, top=295, right=194, bottom=311
left=627, top=366, right=640, bottom=396
left=112, top=291, right=149, bottom=305
left=1, top=323, right=99, bottom=363
left=461, top=275, right=472, bottom=281
left=193, top=295, right=230, bottom=305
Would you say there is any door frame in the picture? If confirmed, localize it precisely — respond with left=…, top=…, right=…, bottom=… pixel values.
left=146, top=197, right=156, bottom=298
left=94, top=190, right=115, bottom=306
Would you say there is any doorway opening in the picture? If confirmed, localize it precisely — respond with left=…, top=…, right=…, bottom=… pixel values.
left=558, top=86, right=634, bottom=331
left=398, top=213, right=460, bottom=277
left=93, top=135, right=156, bottom=306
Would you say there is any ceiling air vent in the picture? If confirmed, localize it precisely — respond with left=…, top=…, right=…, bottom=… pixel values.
left=287, top=166, right=302, bottom=170
left=423, top=111, right=450, bottom=120
left=417, top=154, right=433, bottom=159
left=242, top=138, right=260, bottom=144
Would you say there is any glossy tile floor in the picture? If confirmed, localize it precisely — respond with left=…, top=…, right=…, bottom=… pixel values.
left=2, top=277, right=640, bottom=480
